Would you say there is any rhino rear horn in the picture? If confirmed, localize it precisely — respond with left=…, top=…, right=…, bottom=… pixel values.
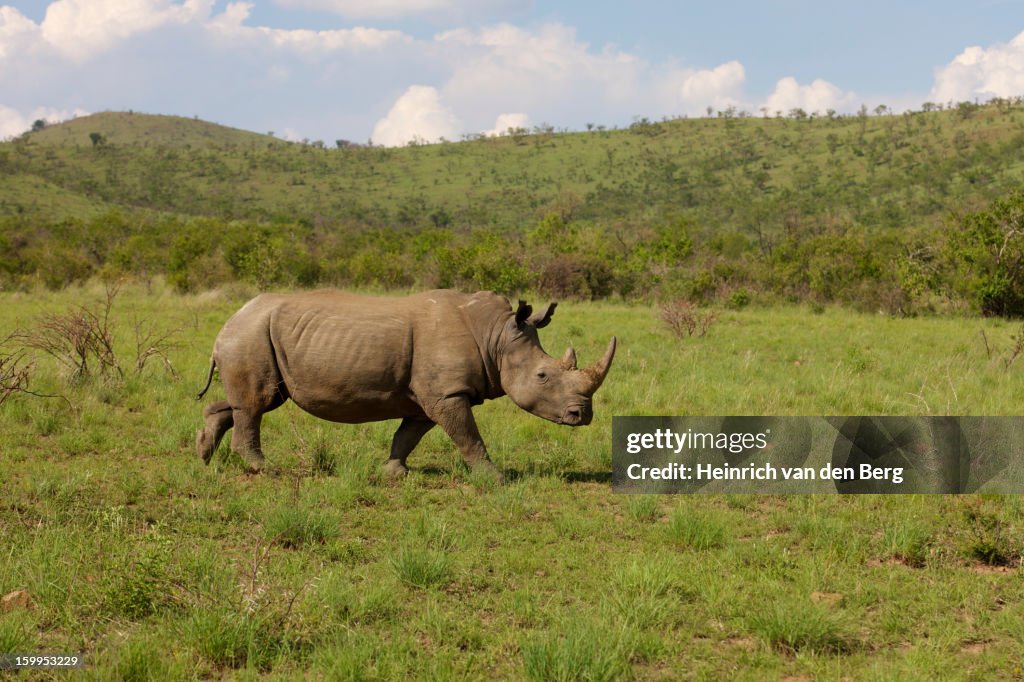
left=560, top=346, right=577, bottom=370
left=584, top=337, right=617, bottom=392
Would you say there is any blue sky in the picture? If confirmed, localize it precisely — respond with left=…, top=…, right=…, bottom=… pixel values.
left=2, top=1, right=1023, bottom=144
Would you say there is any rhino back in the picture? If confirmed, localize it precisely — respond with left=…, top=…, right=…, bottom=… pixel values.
left=253, top=289, right=504, bottom=423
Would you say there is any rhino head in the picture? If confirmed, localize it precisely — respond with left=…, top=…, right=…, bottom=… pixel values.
left=498, top=300, right=617, bottom=426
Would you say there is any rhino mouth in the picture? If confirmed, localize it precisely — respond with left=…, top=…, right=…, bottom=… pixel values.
left=559, top=404, right=592, bottom=427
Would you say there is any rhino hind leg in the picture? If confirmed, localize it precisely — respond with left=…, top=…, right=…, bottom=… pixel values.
left=196, top=400, right=233, bottom=464
left=384, top=417, right=435, bottom=479
left=230, top=408, right=269, bottom=473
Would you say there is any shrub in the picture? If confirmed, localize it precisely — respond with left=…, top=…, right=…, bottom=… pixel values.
left=659, top=299, right=717, bottom=339
left=35, top=246, right=94, bottom=290
left=947, top=191, right=1024, bottom=317
left=19, top=284, right=122, bottom=382
left=0, top=339, right=33, bottom=408
left=726, top=287, right=751, bottom=309
left=105, top=537, right=174, bottom=619
left=538, top=254, right=614, bottom=300
left=962, top=503, right=1017, bottom=566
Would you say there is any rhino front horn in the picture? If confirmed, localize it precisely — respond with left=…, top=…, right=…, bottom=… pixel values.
left=584, top=337, right=617, bottom=391
left=560, top=346, right=577, bottom=370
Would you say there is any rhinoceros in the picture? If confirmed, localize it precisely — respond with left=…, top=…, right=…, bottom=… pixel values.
left=195, top=289, right=616, bottom=477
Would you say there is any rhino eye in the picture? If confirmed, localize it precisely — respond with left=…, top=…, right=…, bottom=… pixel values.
left=536, top=371, right=548, bottom=382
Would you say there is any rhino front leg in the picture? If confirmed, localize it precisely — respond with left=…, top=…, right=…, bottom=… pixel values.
left=428, top=397, right=503, bottom=481
left=383, top=417, right=435, bottom=479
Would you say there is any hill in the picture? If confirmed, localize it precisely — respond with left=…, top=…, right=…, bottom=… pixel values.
left=28, top=111, right=284, bottom=150
left=2, top=103, right=1024, bottom=314
left=5, top=104, right=1024, bottom=231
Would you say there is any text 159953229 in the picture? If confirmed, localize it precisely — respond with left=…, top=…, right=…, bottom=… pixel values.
left=0, top=654, right=84, bottom=670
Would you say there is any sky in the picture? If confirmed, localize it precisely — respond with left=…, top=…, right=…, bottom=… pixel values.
left=1, top=0, right=1024, bottom=145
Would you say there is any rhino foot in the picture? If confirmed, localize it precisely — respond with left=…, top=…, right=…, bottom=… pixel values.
left=242, top=453, right=265, bottom=474
left=196, top=429, right=213, bottom=465
left=382, top=459, right=408, bottom=480
left=471, top=461, right=506, bottom=486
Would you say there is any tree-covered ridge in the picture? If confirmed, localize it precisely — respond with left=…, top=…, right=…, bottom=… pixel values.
left=2, top=102, right=1024, bottom=315
left=5, top=102, right=1024, bottom=231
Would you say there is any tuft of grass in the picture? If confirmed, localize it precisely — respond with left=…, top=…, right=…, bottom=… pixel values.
left=408, top=510, right=457, bottom=551
left=321, top=575, right=399, bottom=626
left=606, top=559, right=683, bottom=628
left=666, top=508, right=729, bottom=550
left=113, top=635, right=172, bottom=682
left=183, top=606, right=261, bottom=670
left=389, top=545, right=451, bottom=589
left=627, top=495, right=660, bottom=523
left=521, top=619, right=637, bottom=682
left=263, top=506, right=337, bottom=549
left=181, top=604, right=303, bottom=672
left=0, top=611, right=36, bottom=653
left=312, top=633, right=383, bottom=681
left=309, top=436, right=337, bottom=477
left=748, top=601, right=853, bottom=655
left=882, top=518, right=932, bottom=567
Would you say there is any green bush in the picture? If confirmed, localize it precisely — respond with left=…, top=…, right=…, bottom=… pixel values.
left=947, top=191, right=1024, bottom=317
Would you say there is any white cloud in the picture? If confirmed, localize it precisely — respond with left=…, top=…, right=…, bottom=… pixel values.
left=437, top=23, right=648, bottom=133
left=0, top=104, right=89, bottom=140
left=0, top=1, right=409, bottom=67
left=209, top=2, right=410, bottom=55
left=0, top=6, right=38, bottom=60
left=39, top=0, right=212, bottom=61
left=930, top=30, right=1024, bottom=104
left=762, top=76, right=857, bottom=115
left=272, top=0, right=526, bottom=20
left=484, top=112, right=529, bottom=136
left=371, top=85, right=459, bottom=146
left=661, top=60, right=746, bottom=114
left=0, top=3, right=875, bottom=146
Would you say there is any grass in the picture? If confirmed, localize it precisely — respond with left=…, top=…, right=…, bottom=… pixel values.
left=2, top=281, right=1024, bottom=678
left=748, top=600, right=853, bottom=655
left=666, top=508, right=731, bottom=550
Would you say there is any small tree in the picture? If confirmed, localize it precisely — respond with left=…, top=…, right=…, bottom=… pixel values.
left=947, top=191, right=1024, bottom=317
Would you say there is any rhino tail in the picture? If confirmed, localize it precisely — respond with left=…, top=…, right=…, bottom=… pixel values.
left=195, top=357, right=217, bottom=400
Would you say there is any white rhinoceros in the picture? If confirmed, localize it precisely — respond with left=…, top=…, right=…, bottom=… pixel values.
left=195, top=289, right=616, bottom=476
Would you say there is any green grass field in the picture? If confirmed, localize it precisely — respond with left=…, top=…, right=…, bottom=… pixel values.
left=2, top=282, right=1023, bottom=679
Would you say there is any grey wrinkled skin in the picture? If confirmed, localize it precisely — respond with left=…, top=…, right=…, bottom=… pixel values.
left=195, top=289, right=616, bottom=477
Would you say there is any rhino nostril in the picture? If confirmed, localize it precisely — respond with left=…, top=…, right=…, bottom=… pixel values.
left=568, top=407, right=582, bottom=418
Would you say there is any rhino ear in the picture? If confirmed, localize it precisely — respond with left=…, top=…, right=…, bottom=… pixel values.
left=514, top=300, right=533, bottom=327
left=528, top=302, right=557, bottom=329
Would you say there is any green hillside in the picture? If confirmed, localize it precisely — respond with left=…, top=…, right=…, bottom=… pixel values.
left=6, top=104, right=1024, bottom=229
left=28, top=111, right=283, bottom=150
left=2, top=103, right=1024, bottom=314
